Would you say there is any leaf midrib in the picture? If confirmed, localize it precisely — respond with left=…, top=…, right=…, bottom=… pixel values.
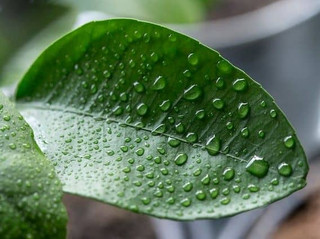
left=18, top=103, right=253, bottom=163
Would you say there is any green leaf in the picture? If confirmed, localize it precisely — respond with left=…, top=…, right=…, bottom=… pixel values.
left=0, top=91, right=67, bottom=238
left=16, top=19, right=308, bottom=220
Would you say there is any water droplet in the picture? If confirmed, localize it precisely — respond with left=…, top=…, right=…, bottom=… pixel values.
left=168, top=137, right=180, bottom=147
left=195, top=109, right=205, bottom=119
left=122, top=167, right=131, bottom=173
left=284, top=136, right=295, bottom=149
left=153, top=189, right=163, bottom=198
left=241, top=127, right=249, bottom=138
left=183, top=182, right=193, bottom=192
left=270, top=109, right=277, bottom=118
left=183, top=85, right=202, bottom=100
left=248, top=184, right=260, bottom=192
left=175, top=122, right=185, bottom=134
left=168, top=34, right=177, bottom=42
left=210, top=188, right=219, bottom=199
left=226, top=121, right=233, bottom=130
left=212, top=98, right=224, bottom=110
left=238, top=102, right=250, bottom=118
left=183, top=69, right=191, bottom=78
left=220, top=197, right=230, bottom=205
left=206, top=135, right=221, bottom=156
left=233, top=78, right=247, bottom=92
left=141, top=197, right=151, bottom=205
left=175, top=153, right=188, bottom=166
left=152, top=76, right=167, bottom=90
left=137, top=103, right=148, bottom=116
left=181, top=198, right=192, bottom=207
left=258, top=130, right=265, bottom=138
left=188, top=53, right=198, bottom=66
left=278, top=163, right=292, bottom=177
left=193, top=168, right=202, bottom=176
left=233, top=185, right=241, bottom=193
left=217, top=60, right=233, bottom=75
left=136, top=165, right=145, bottom=172
left=136, top=148, right=145, bottom=156
left=223, top=167, right=235, bottom=181
left=246, top=155, right=269, bottom=178
left=215, top=77, right=225, bottom=89
left=133, top=81, right=145, bottom=93
left=271, top=178, right=279, bottom=185
left=186, top=132, right=198, bottom=143
left=159, top=100, right=171, bottom=112
left=113, top=106, right=124, bottom=116
left=195, top=190, right=206, bottom=200
left=201, top=174, right=210, bottom=185
left=3, top=115, right=10, bottom=121
left=9, top=143, right=16, bottom=150
left=152, top=124, right=166, bottom=134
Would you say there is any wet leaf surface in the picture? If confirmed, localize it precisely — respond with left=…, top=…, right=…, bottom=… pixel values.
left=16, top=19, right=308, bottom=219
left=0, top=92, right=67, bottom=238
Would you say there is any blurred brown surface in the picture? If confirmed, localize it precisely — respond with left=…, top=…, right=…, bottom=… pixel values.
left=209, top=0, right=280, bottom=20
left=273, top=189, right=320, bottom=239
left=63, top=194, right=157, bottom=239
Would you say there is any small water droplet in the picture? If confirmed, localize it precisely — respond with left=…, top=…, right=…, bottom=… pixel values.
left=246, top=155, right=269, bottom=178
left=136, top=148, right=145, bottom=156
left=3, top=115, right=11, bottom=121
left=186, top=132, right=198, bottom=143
left=188, top=53, right=198, bottom=66
left=175, top=153, right=188, bottom=166
left=258, top=130, right=265, bottom=138
left=206, top=135, right=221, bottom=156
left=175, top=122, right=185, bottom=134
left=210, top=188, right=219, bottom=199
left=195, top=109, right=205, bottom=119
left=241, top=127, right=249, bottom=138
left=133, top=81, right=145, bottom=93
left=212, top=98, right=224, bottom=110
left=183, top=182, right=193, bottom=192
left=181, top=198, right=192, bottom=207
left=233, top=78, right=248, bottom=92
left=278, top=163, right=292, bottom=177
left=168, top=137, right=180, bottom=147
left=217, top=60, right=233, bottom=75
left=284, top=136, right=295, bottom=149
left=238, top=102, right=250, bottom=118
left=201, top=174, right=210, bottom=185
left=195, top=190, right=206, bottom=200
left=223, top=167, right=235, bottom=181
left=137, top=103, right=148, bottom=116
left=159, top=100, right=171, bottom=112
left=215, top=77, right=225, bottom=89
left=270, top=109, right=277, bottom=118
left=152, top=76, right=167, bottom=90
left=183, top=85, right=202, bottom=101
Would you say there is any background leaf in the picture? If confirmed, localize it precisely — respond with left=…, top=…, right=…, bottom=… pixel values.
left=0, top=91, right=67, bottom=238
left=16, top=19, right=308, bottom=219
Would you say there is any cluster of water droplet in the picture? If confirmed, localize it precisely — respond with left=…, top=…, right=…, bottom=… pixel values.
left=19, top=20, right=307, bottom=218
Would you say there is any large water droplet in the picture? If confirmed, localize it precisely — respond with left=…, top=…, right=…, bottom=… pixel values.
left=206, top=135, right=221, bottom=156
left=175, top=153, right=188, bottom=166
left=183, top=85, right=202, bottom=101
left=246, top=155, right=269, bottom=178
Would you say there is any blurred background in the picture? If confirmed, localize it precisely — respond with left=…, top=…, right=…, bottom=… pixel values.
left=1, top=0, right=320, bottom=238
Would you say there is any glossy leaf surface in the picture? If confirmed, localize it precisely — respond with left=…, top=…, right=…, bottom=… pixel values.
left=16, top=20, right=308, bottom=219
left=0, top=92, right=67, bottom=238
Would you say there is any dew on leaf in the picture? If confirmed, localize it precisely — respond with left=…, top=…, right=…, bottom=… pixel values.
left=187, top=53, right=198, bottom=66
left=159, top=100, right=171, bottom=112
left=232, top=78, right=247, bottom=92
left=238, top=102, right=250, bottom=118
left=181, top=198, right=192, bottom=207
left=215, top=77, right=225, bottom=89
left=278, top=163, right=293, bottom=177
left=248, top=184, right=260, bottom=192
left=152, top=76, right=167, bottom=90
left=168, top=137, right=180, bottom=147
left=175, top=123, right=185, bottom=134
left=175, top=153, right=188, bottom=166
left=201, top=174, right=210, bottom=185
left=183, top=85, right=202, bottom=101
left=137, top=103, right=148, bottom=116
left=284, top=136, right=295, bottom=149
left=133, top=81, right=145, bottom=93
left=183, top=182, right=193, bottom=192
left=246, top=155, right=269, bottom=178
left=209, top=188, right=219, bottom=199
left=270, top=109, right=277, bottom=118
left=195, top=190, right=206, bottom=200
left=241, top=127, right=249, bottom=138
left=212, top=98, right=224, bottom=110
left=217, top=60, right=232, bottom=75
left=186, top=132, right=198, bottom=143
left=223, top=167, right=235, bottom=181
left=205, top=135, right=221, bottom=156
